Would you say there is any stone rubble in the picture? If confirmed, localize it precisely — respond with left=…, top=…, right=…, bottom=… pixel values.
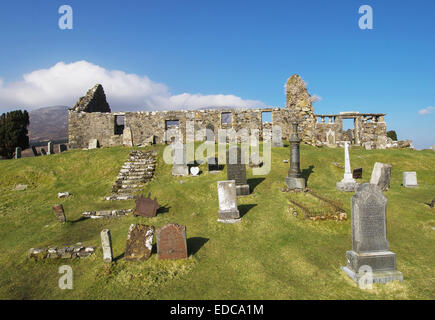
left=82, top=209, right=132, bottom=219
left=105, top=150, right=157, bottom=201
left=29, top=245, right=96, bottom=260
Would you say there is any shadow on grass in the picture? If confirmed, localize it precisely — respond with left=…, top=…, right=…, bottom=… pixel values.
left=113, top=252, right=125, bottom=262
left=239, top=204, right=257, bottom=218
left=157, top=205, right=171, bottom=215
left=187, top=237, right=209, bottom=256
left=67, top=216, right=88, bottom=224
left=248, top=178, right=265, bottom=192
left=301, top=165, right=315, bottom=184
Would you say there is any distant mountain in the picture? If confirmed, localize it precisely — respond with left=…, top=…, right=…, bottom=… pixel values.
left=28, top=106, right=69, bottom=144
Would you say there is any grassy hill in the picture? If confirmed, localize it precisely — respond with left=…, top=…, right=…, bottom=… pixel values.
left=0, top=144, right=433, bottom=299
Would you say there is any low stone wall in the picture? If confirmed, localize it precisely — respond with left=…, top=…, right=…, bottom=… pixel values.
left=29, top=245, right=96, bottom=260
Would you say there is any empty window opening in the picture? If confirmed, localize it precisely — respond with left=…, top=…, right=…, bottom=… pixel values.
left=114, top=115, right=125, bottom=135
left=221, top=112, right=232, bottom=125
left=262, top=111, right=272, bottom=123
left=165, top=120, right=180, bottom=128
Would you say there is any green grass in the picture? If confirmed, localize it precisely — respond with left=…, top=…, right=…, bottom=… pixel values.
left=0, top=143, right=434, bottom=299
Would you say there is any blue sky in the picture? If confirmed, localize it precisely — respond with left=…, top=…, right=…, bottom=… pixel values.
left=0, top=0, right=434, bottom=148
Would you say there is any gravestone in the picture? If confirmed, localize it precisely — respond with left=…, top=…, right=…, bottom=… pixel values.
left=47, top=141, right=54, bottom=155
left=100, top=229, right=113, bottom=263
left=205, top=124, right=215, bottom=143
left=272, top=126, right=284, bottom=147
left=285, top=122, right=305, bottom=190
left=217, top=180, right=241, bottom=223
left=208, top=157, right=223, bottom=173
left=226, top=146, right=250, bottom=196
left=40, top=148, right=47, bottom=156
left=341, top=183, right=403, bottom=284
left=353, top=168, right=363, bottom=179
left=402, top=172, right=418, bottom=188
left=31, top=146, right=38, bottom=156
left=156, top=223, right=188, bottom=260
left=336, top=142, right=358, bottom=192
left=15, top=147, right=22, bottom=159
left=249, top=152, right=261, bottom=168
left=370, top=162, right=392, bottom=191
left=190, top=166, right=200, bottom=176
left=52, top=204, right=66, bottom=222
left=125, top=224, right=154, bottom=261
left=133, top=194, right=160, bottom=217
left=122, top=126, right=133, bottom=146
left=88, top=139, right=99, bottom=149
left=171, top=142, right=189, bottom=176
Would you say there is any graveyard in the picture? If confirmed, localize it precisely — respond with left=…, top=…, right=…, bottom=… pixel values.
left=0, top=142, right=433, bottom=299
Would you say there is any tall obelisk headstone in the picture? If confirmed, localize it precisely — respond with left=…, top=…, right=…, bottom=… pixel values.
left=341, top=183, right=403, bottom=284
left=336, top=142, right=358, bottom=192
left=285, top=122, right=305, bottom=190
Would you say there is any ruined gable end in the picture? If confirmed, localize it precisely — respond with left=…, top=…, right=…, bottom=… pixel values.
left=71, top=84, right=111, bottom=113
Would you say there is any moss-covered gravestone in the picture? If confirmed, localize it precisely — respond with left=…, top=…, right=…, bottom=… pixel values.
left=125, top=224, right=154, bottom=261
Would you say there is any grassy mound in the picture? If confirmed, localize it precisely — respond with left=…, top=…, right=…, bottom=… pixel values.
left=0, top=144, right=433, bottom=299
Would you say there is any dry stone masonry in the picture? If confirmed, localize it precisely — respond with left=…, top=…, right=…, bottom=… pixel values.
left=82, top=209, right=132, bottom=219
left=105, top=150, right=157, bottom=201
left=68, top=75, right=409, bottom=150
left=29, top=245, right=96, bottom=260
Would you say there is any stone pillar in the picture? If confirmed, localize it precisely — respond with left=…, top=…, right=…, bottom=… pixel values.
left=15, top=147, right=22, bottom=159
left=47, top=141, right=54, bottom=155
left=285, top=122, right=305, bottom=190
left=336, top=142, right=358, bottom=192
left=341, top=183, right=403, bottom=284
left=100, top=229, right=113, bottom=263
left=217, top=180, right=241, bottom=223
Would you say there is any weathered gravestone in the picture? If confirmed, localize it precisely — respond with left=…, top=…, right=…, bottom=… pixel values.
left=341, top=183, right=403, bottom=284
left=171, top=141, right=189, bottom=176
left=226, top=146, right=250, bottom=196
left=88, top=139, right=99, bottom=149
left=52, top=204, right=66, bottom=222
left=208, top=157, right=223, bottom=173
left=122, top=127, right=133, bottom=146
left=353, top=168, right=363, bottom=179
left=402, top=172, right=418, bottom=188
left=125, top=224, right=154, bottom=261
left=217, top=180, right=241, bottom=223
left=370, top=162, right=392, bottom=191
left=47, top=141, right=54, bottom=155
left=15, top=147, right=22, bottom=159
left=100, top=229, right=113, bottom=263
left=272, top=126, right=284, bottom=147
left=133, top=194, right=160, bottom=217
left=156, top=223, right=188, bottom=260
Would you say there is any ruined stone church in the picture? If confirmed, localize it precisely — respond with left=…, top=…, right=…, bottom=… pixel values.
left=68, top=74, right=398, bottom=149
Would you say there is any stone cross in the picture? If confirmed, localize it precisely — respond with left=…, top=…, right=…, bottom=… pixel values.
left=336, top=142, right=358, bottom=192
left=100, top=229, right=113, bottom=263
left=341, top=183, right=403, bottom=284
left=156, top=223, right=188, bottom=260
left=226, top=146, right=250, bottom=195
left=52, top=204, right=66, bottom=222
left=15, top=147, right=22, bottom=159
left=217, top=180, right=241, bottom=223
left=402, top=172, right=418, bottom=188
left=370, top=162, right=392, bottom=191
left=285, top=121, right=305, bottom=190
left=125, top=224, right=154, bottom=261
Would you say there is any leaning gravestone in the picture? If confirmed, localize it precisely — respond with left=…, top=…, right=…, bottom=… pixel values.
left=217, top=180, right=241, bottom=223
left=156, top=223, right=188, bottom=260
left=133, top=194, right=160, bottom=217
left=100, top=229, right=113, bottom=263
left=52, top=204, right=66, bottom=222
left=402, top=172, right=418, bottom=188
left=15, top=147, right=22, bottom=159
left=341, top=183, right=403, bottom=284
left=226, top=146, right=250, bottom=196
left=370, top=162, right=392, bottom=191
left=125, top=224, right=154, bottom=261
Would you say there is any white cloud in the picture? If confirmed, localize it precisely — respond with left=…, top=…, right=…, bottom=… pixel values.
left=0, top=61, right=265, bottom=113
left=418, top=106, right=435, bottom=115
